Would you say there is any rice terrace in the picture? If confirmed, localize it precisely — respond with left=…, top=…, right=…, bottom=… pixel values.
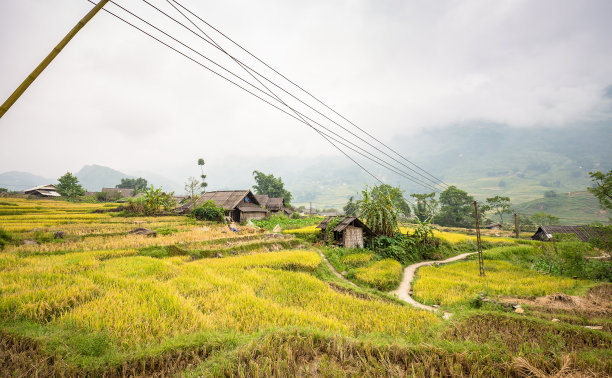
left=1, top=0, right=612, bottom=377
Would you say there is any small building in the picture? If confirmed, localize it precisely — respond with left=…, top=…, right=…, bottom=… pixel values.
left=24, top=184, right=61, bottom=198
left=101, top=188, right=135, bottom=198
left=485, top=223, right=502, bottom=230
left=254, top=195, right=293, bottom=216
left=190, top=190, right=268, bottom=222
left=316, top=216, right=375, bottom=248
left=531, top=225, right=602, bottom=242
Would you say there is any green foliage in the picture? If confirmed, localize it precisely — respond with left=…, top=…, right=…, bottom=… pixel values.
left=343, top=196, right=358, bottom=217
left=410, top=192, right=438, bottom=222
left=155, top=227, right=179, bottom=236
left=587, top=170, right=612, bottom=211
left=191, top=200, right=225, bottom=222
left=325, top=217, right=342, bottom=245
left=198, top=158, right=208, bottom=191
left=434, top=186, right=475, bottom=227
left=252, top=170, right=292, bottom=204
left=482, top=195, right=511, bottom=224
left=357, top=185, right=404, bottom=237
left=0, top=188, right=8, bottom=193
left=123, top=186, right=176, bottom=215
left=0, top=227, right=13, bottom=250
left=531, top=212, right=560, bottom=225
left=56, top=172, right=85, bottom=198
left=252, top=215, right=321, bottom=231
left=184, top=176, right=201, bottom=204
left=544, top=190, right=558, bottom=198
left=116, top=177, right=148, bottom=193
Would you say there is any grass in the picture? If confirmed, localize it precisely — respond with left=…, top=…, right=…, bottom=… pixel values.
left=1, top=198, right=610, bottom=376
left=412, top=260, right=592, bottom=307
left=252, top=215, right=323, bottom=231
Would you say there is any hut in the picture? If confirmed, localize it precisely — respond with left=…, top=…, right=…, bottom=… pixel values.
left=101, top=188, right=135, bottom=198
left=254, top=195, right=293, bottom=216
left=24, top=184, right=61, bottom=198
left=531, top=225, right=602, bottom=242
left=316, top=216, right=375, bottom=248
left=485, top=223, right=502, bottom=230
left=185, top=190, right=268, bottom=222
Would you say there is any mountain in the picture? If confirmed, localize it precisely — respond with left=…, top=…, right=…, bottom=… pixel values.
left=75, top=165, right=131, bottom=192
left=513, top=191, right=609, bottom=225
left=0, top=171, right=54, bottom=191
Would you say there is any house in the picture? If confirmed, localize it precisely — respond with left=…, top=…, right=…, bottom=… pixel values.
left=187, top=190, right=268, bottom=222
left=254, top=194, right=293, bottom=216
left=531, top=225, right=602, bottom=242
left=24, top=184, right=61, bottom=198
left=485, top=223, right=502, bottom=230
left=101, top=188, right=135, bottom=198
left=316, top=216, right=375, bottom=248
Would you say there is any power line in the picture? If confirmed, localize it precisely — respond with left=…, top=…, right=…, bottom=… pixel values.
left=141, top=0, right=447, bottom=191
left=169, top=0, right=450, bottom=189
left=93, top=0, right=435, bottom=195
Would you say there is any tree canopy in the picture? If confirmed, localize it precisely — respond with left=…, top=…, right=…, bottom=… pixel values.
left=252, top=171, right=292, bottom=204
left=588, top=170, right=612, bottom=211
left=411, top=192, right=438, bottom=222
left=116, top=177, right=148, bottom=192
left=482, top=195, right=511, bottom=224
left=357, top=184, right=403, bottom=237
left=434, top=186, right=474, bottom=227
left=56, top=172, right=85, bottom=198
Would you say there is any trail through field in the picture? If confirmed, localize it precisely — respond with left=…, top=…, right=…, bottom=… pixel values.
left=315, top=248, right=357, bottom=286
left=391, top=252, right=477, bottom=319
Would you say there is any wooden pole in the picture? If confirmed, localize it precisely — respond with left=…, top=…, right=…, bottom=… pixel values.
left=0, top=0, right=110, bottom=119
left=514, top=212, right=519, bottom=238
left=473, top=201, right=485, bottom=277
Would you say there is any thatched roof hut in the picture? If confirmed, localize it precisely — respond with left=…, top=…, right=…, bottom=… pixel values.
left=317, top=216, right=374, bottom=248
left=182, top=190, right=268, bottom=222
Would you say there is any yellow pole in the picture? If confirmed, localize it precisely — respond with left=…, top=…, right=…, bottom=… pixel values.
left=0, top=0, right=110, bottom=119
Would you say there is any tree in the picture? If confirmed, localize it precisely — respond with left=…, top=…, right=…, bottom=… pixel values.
left=357, top=184, right=403, bottom=237
left=56, top=172, right=85, bottom=198
left=116, top=177, right=148, bottom=193
left=411, top=192, right=438, bottom=222
left=252, top=171, right=292, bottom=204
left=587, top=170, right=612, bottom=211
left=198, top=158, right=208, bottom=192
left=343, top=196, right=358, bottom=216
left=0, top=188, right=7, bottom=193
left=483, top=195, right=511, bottom=224
left=434, top=186, right=474, bottom=227
left=531, top=212, right=560, bottom=226
left=184, top=177, right=200, bottom=205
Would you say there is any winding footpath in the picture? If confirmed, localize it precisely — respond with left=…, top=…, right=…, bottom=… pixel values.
left=391, top=252, right=477, bottom=319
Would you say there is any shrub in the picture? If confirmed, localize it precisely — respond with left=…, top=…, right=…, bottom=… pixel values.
left=192, top=200, right=225, bottom=222
left=0, top=227, right=12, bottom=250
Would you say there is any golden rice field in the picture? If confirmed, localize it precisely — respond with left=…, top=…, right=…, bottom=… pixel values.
left=412, top=260, right=590, bottom=306
left=0, top=198, right=438, bottom=353
left=353, top=258, right=403, bottom=291
left=399, top=226, right=516, bottom=244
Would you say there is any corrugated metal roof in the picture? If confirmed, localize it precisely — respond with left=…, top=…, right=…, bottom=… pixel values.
left=24, top=184, right=56, bottom=192
left=532, top=225, right=603, bottom=242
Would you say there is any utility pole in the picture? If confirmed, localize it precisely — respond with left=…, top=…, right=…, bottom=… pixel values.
left=514, top=212, right=519, bottom=238
left=0, top=0, right=110, bottom=119
left=473, top=201, right=485, bottom=277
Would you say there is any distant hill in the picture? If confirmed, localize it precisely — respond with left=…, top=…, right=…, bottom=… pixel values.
left=0, top=171, right=54, bottom=191
left=75, top=165, right=131, bottom=192
left=513, top=191, right=609, bottom=225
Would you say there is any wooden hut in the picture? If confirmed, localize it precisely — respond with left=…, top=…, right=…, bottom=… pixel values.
left=317, top=216, right=374, bottom=248
left=531, top=225, right=602, bottom=242
left=184, top=190, right=268, bottom=222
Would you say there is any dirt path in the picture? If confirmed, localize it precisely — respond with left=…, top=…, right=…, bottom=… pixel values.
left=391, top=252, right=477, bottom=319
left=315, top=248, right=357, bottom=287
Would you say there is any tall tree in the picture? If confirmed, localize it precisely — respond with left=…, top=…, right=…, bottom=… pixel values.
left=56, top=172, right=85, bottom=198
left=434, top=186, right=474, bottom=227
left=252, top=171, right=292, bottom=204
left=587, top=170, right=612, bottom=211
left=116, top=177, right=148, bottom=193
left=184, top=177, right=201, bottom=206
left=357, top=184, right=403, bottom=237
left=198, top=158, right=208, bottom=192
left=410, top=192, right=438, bottom=222
left=343, top=196, right=358, bottom=216
left=531, top=212, right=560, bottom=226
left=483, top=195, right=511, bottom=224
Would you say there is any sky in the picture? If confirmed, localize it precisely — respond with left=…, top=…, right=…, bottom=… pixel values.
left=1, top=0, right=611, bottom=184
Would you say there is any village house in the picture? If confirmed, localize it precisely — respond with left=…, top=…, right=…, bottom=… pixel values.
left=317, top=216, right=375, bottom=248
left=531, top=225, right=602, bottom=242
left=24, top=184, right=61, bottom=198
left=101, top=188, right=135, bottom=198
left=187, top=190, right=268, bottom=222
left=254, top=194, right=293, bottom=216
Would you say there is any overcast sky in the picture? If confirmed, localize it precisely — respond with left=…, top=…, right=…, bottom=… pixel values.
left=1, top=0, right=611, bottom=182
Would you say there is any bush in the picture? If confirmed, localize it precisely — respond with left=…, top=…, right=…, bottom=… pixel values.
left=192, top=200, right=225, bottom=222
